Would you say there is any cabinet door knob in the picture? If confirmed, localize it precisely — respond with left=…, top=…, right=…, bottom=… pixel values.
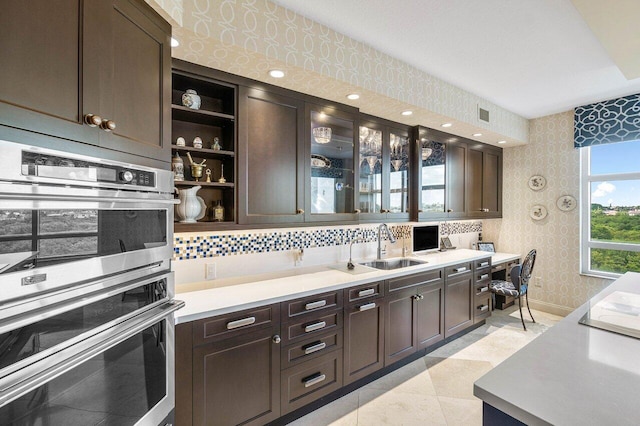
left=296, top=208, right=304, bottom=214
left=447, top=209, right=453, bottom=213
left=84, top=113, right=102, bottom=127
left=100, top=119, right=116, bottom=132
left=272, top=335, right=281, bottom=344
left=418, top=209, right=423, bottom=213
left=354, top=209, right=361, bottom=214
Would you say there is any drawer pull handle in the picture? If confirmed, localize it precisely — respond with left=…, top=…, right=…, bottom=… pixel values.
left=226, top=316, right=256, bottom=330
left=359, top=302, right=376, bottom=311
left=478, top=305, right=489, bottom=312
left=303, top=373, right=327, bottom=388
left=479, top=261, right=489, bottom=267
left=479, top=274, right=489, bottom=280
left=305, top=321, right=327, bottom=333
left=304, top=341, right=327, bottom=354
left=453, top=266, right=467, bottom=273
left=305, top=300, right=327, bottom=310
left=477, top=286, right=489, bottom=294
left=358, top=288, right=375, bottom=297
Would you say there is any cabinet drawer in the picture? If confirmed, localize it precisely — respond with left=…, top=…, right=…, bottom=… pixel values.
left=281, top=350, right=343, bottom=415
left=281, top=329, right=343, bottom=369
left=475, top=282, right=491, bottom=297
left=388, top=269, right=442, bottom=293
left=193, top=303, right=279, bottom=345
left=474, top=295, right=492, bottom=323
left=445, top=262, right=472, bottom=278
left=346, top=281, right=384, bottom=303
left=475, top=270, right=491, bottom=284
left=282, top=291, right=343, bottom=321
left=283, top=310, right=343, bottom=344
left=475, top=258, right=492, bottom=272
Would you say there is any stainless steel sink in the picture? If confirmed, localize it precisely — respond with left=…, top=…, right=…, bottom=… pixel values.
left=360, top=258, right=426, bottom=270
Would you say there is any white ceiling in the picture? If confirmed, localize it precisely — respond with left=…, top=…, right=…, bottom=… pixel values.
left=271, top=0, right=640, bottom=119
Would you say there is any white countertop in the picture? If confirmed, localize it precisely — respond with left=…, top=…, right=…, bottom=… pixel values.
left=474, top=272, right=640, bottom=425
left=175, top=249, right=517, bottom=324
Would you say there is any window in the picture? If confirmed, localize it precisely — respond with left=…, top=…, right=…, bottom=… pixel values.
left=581, top=140, right=640, bottom=277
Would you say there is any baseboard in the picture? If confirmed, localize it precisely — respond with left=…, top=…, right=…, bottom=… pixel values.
left=528, top=299, right=574, bottom=317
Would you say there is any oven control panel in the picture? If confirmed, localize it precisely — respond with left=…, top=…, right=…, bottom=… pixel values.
left=21, top=151, right=156, bottom=188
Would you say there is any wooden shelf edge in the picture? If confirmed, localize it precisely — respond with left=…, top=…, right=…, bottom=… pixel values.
left=171, top=145, right=235, bottom=157
left=171, top=104, right=234, bottom=120
left=175, top=181, right=235, bottom=188
left=174, top=221, right=237, bottom=233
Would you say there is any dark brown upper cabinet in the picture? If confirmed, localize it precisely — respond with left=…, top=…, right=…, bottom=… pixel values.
left=0, top=0, right=171, bottom=165
left=467, top=144, right=503, bottom=218
left=357, top=115, right=411, bottom=222
left=238, top=86, right=305, bottom=225
left=306, top=103, right=359, bottom=223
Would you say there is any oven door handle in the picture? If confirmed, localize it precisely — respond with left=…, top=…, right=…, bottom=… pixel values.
left=0, top=192, right=179, bottom=205
left=0, top=300, right=185, bottom=407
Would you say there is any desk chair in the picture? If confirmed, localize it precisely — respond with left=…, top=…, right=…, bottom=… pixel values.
left=489, top=249, right=537, bottom=330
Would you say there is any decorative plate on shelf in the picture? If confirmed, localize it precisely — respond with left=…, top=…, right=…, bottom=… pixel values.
left=556, top=195, right=577, bottom=212
left=528, top=175, right=546, bottom=191
left=311, top=154, right=331, bottom=169
left=530, top=204, right=548, bottom=221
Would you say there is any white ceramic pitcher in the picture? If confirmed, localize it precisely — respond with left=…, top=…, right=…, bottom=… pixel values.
left=175, top=186, right=206, bottom=223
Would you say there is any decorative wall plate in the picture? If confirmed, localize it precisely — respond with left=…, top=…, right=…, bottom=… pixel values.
left=528, top=175, right=546, bottom=191
left=556, top=195, right=577, bottom=212
left=530, top=204, right=548, bottom=220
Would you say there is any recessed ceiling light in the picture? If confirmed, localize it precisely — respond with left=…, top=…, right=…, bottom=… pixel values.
left=346, top=94, right=360, bottom=100
left=441, top=123, right=453, bottom=128
left=269, top=69, right=285, bottom=78
left=401, top=110, right=413, bottom=116
left=170, top=37, right=180, bottom=48
left=473, top=133, right=483, bottom=137
left=498, top=140, right=507, bottom=144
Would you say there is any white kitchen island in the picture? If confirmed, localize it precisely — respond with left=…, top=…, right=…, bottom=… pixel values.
left=474, top=272, right=639, bottom=425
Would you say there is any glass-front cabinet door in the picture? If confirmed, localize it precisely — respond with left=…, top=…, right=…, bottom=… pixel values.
left=388, top=127, right=410, bottom=219
left=307, top=104, right=358, bottom=221
left=358, top=123, right=383, bottom=216
left=413, top=126, right=446, bottom=220
left=357, top=117, right=411, bottom=221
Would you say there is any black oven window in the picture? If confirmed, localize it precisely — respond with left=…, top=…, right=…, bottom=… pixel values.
left=0, top=209, right=167, bottom=271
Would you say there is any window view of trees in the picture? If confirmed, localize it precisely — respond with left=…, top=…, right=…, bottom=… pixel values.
left=584, top=141, right=640, bottom=276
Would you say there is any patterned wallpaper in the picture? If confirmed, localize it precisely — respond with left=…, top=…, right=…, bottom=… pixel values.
left=146, top=0, right=529, bottom=144
left=173, top=221, right=481, bottom=260
left=483, top=111, right=612, bottom=315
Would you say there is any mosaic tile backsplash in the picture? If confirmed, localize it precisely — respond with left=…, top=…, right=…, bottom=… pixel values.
left=173, top=221, right=482, bottom=260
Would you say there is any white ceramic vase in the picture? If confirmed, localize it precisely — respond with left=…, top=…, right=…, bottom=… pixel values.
left=175, top=186, right=205, bottom=223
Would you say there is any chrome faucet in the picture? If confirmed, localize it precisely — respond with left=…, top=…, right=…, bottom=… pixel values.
left=377, top=223, right=397, bottom=260
left=347, top=237, right=363, bottom=270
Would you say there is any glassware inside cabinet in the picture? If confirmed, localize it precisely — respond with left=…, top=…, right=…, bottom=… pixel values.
left=358, top=126, right=383, bottom=213
left=419, top=139, right=446, bottom=213
left=389, top=132, right=410, bottom=213
left=310, top=110, right=355, bottom=214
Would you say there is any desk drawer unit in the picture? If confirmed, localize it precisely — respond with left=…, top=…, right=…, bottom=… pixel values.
left=474, top=257, right=492, bottom=323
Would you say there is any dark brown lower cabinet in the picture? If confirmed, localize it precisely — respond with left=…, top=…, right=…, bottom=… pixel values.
left=444, top=263, right=474, bottom=337
left=385, top=270, right=444, bottom=366
left=344, top=299, right=385, bottom=385
left=192, top=325, right=281, bottom=426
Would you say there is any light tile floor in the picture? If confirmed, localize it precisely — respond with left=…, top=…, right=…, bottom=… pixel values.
left=288, top=306, right=563, bottom=426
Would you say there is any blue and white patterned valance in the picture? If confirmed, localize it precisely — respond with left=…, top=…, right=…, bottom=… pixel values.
left=574, top=93, right=640, bottom=148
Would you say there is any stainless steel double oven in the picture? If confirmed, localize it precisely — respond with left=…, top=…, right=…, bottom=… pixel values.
left=0, top=140, right=182, bottom=425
